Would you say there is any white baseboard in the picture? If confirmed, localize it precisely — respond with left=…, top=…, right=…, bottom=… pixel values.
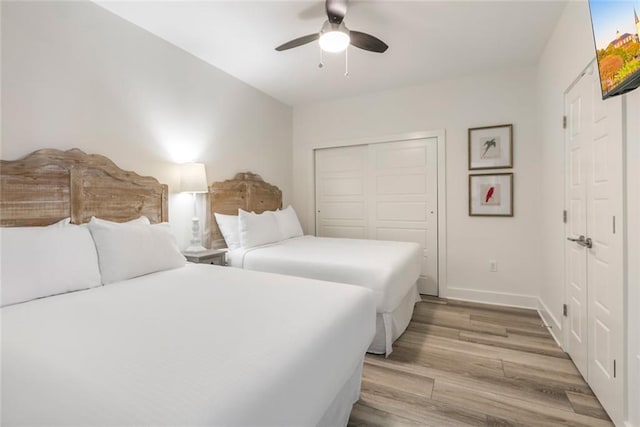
left=536, top=297, right=563, bottom=349
left=442, top=287, right=539, bottom=310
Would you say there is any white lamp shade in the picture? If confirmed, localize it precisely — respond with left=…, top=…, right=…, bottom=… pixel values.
left=180, top=162, right=208, bottom=193
left=319, top=31, right=350, bottom=53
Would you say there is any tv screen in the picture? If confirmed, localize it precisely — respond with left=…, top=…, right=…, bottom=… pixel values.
left=589, top=0, right=640, bottom=99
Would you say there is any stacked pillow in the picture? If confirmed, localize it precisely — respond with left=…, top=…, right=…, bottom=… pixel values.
left=1, top=216, right=186, bottom=307
left=214, top=213, right=242, bottom=250
left=237, top=209, right=281, bottom=249
left=274, top=205, right=304, bottom=240
left=215, top=205, right=304, bottom=250
left=87, top=217, right=185, bottom=285
left=1, top=219, right=101, bottom=307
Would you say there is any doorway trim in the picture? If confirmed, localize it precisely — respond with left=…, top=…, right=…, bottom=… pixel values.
left=305, top=129, right=447, bottom=296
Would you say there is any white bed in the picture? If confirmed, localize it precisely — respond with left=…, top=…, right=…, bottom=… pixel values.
left=227, top=235, right=422, bottom=355
left=2, top=264, right=376, bottom=426
left=209, top=174, right=423, bottom=356
left=0, top=149, right=376, bottom=427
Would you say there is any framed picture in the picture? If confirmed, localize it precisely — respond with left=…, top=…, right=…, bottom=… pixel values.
left=468, top=124, right=513, bottom=170
left=469, top=173, right=513, bottom=217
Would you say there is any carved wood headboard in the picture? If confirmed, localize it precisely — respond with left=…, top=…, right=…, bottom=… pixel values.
left=208, top=172, right=282, bottom=247
left=0, top=148, right=168, bottom=226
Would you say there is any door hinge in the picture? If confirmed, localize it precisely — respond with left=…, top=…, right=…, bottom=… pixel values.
left=563, top=304, right=568, bottom=317
left=563, top=210, right=567, bottom=223
left=563, top=116, right=567, bottom=129
left=613, top=360, right=616, bottom=378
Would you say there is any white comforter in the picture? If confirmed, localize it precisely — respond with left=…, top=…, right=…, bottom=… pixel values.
left=1, top=264, right=375, bottom=426
left=227, top=236, right=422, bottom=313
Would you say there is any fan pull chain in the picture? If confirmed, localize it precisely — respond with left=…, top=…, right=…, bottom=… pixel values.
left=344, top=47, right=349, bottom=77
left=318, top=46, right=324, bottom=69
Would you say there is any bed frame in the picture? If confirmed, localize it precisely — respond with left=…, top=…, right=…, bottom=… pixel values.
left=208, top=172, right=282, bottom=247
left=0, top=148, right=168, bottom=227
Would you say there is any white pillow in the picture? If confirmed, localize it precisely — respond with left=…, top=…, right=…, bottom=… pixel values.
left=0, top=224, right=102, bottom=307
left=274, top=205, right=304, bottom=240
left=238, top=209, right=281, bottom=249
left=50, top=217, right=71, bottom=227
left=90, top=216, right=150, bottom=226
left=87, top=219, right=185, bottom=285
left=214, top=213, right=241, bottom=250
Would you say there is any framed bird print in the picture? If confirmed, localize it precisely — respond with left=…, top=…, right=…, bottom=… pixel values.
left=469, top=173, right=513, bottom=217
left=468, top=124, right=513, bottom=170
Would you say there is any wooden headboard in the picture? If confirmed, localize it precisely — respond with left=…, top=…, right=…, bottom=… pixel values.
left=0, top=148, right=168, bottom=227
left=208, top=172, right=282, bottom=246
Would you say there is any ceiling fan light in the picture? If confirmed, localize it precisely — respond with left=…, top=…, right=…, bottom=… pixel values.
left=319, top=30, right=350, bottom=52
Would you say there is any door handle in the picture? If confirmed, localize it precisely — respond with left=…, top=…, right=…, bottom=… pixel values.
left=567, top=235, right=593, bottom=249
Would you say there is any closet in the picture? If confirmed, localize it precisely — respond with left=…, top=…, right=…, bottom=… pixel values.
left=314, top=138, right=438, bottom=295
left=564, top=64, right=624, bottom=423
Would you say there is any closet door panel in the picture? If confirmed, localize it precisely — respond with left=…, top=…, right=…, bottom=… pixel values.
left=315, top=145, right=368, bottom=239
left=368, top=138, right=438, bottom=295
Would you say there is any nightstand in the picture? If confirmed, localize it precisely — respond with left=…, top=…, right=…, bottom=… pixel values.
left=183, top=249, right=227, bottom=266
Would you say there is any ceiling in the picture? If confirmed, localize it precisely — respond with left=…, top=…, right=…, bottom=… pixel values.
left=96, top=1, right=567, bottom=106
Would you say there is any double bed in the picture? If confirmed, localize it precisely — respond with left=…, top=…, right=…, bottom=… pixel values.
left=0, top=149, right=376, bottom=426
left=3, top=265, right=374, bottom=426
left=209, top=173, right=423, bottom=356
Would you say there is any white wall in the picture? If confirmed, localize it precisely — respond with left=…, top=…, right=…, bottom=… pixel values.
left=0, top=1, right=292, bottom=248
left=537, top=2, right=640, bottom=425
left=293, top=67, right=542, bottom=307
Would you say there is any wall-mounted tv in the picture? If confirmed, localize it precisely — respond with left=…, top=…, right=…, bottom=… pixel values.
left=589, top=0, right=640, bottom=99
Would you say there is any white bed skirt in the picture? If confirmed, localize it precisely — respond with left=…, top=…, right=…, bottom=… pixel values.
left=316, top=357, right=364, bottom=427
left=367, top=283, right=421, bottom=356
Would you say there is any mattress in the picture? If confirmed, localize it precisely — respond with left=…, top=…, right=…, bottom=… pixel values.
left=1, top=264, right=376, bottom=426
left=227, top=236, right=422, bottom=313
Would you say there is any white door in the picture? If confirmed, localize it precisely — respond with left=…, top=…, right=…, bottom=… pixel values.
left=584, top=66, right=624, bottom=423
left=564, top=65, right=624, bottom=423
left=315, top=138, right=439, bottom=295
left=565, top=72, right=589, bottom=377
left=368, top=139, right=438, bottom=295
left=315, top=145, right=368, bottom=239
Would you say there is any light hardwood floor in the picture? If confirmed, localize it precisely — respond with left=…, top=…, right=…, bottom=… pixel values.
left=348, top=297, right=613, bottom=427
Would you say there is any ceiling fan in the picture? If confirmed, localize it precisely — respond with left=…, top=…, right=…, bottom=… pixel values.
left=275, top=0, right=388, bottom=54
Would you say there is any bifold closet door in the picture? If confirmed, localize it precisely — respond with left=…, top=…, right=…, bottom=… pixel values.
left=315, top=145, right=368, bottom=239
left=564, top=66, right=624, bottom=423
left=367, top=139, right=438, bottom=295
left=315, top=138, right=438, bottom=295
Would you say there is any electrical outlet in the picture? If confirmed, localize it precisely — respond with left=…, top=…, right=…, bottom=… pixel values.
left=489, top=260, right=498, bottom=272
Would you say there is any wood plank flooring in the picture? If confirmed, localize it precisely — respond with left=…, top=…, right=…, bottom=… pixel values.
left=348, top=297, right=612, bottom=427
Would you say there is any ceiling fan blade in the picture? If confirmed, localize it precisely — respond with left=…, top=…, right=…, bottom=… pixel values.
left=349, top=31, right=388, bottom=53
left=275, top=33, right=319, bottom=51
left=326, top=0, right=347, bottom=24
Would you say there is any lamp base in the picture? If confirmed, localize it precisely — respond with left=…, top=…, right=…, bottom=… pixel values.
left=184, top=213, right=207, bottom=254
